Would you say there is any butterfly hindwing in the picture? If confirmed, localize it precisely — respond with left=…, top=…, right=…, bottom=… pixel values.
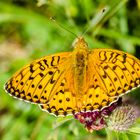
left=39, top=78, right=79, bottom=116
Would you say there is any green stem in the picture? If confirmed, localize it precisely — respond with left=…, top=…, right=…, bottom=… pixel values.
left=115, top=132, right=120, bottom=140
left=30, top=113, right=46, bottom=140
left=106, top=129, right=114, bottom=140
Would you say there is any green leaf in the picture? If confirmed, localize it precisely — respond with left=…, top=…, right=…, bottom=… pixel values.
left=127, top=127, right=140, bottom=135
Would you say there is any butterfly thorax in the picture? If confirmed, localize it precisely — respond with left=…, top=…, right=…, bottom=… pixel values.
left=72, top=37, right=89, bottom=100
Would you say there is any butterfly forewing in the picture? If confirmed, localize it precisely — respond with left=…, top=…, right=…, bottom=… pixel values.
left=90, top=49, right=140, bottom=98
left=5, top=52, right=71, bottom=104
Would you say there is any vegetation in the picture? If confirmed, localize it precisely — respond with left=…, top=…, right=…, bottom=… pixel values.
left=0, top=0, right=140, bottom=139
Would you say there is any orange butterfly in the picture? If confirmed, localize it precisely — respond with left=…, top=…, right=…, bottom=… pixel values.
left=4, top=37, right=140, bottom=116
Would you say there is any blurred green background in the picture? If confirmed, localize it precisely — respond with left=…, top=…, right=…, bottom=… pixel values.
left=0, top=0, right=140, bottom=140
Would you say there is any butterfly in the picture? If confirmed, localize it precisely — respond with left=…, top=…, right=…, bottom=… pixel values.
left=4, top=37, right=140, bottom=116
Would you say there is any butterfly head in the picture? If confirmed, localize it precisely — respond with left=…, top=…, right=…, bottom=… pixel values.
left=73, top=37, right=88, bottom=51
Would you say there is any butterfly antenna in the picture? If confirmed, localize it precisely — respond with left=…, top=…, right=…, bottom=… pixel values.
left=50, top=17, right=78, bottom=38
left=81, top=7, right=108, bottom=37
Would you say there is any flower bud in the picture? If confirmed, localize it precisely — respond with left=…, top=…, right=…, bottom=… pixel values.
left=107, top=105, right=140, bottom=132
